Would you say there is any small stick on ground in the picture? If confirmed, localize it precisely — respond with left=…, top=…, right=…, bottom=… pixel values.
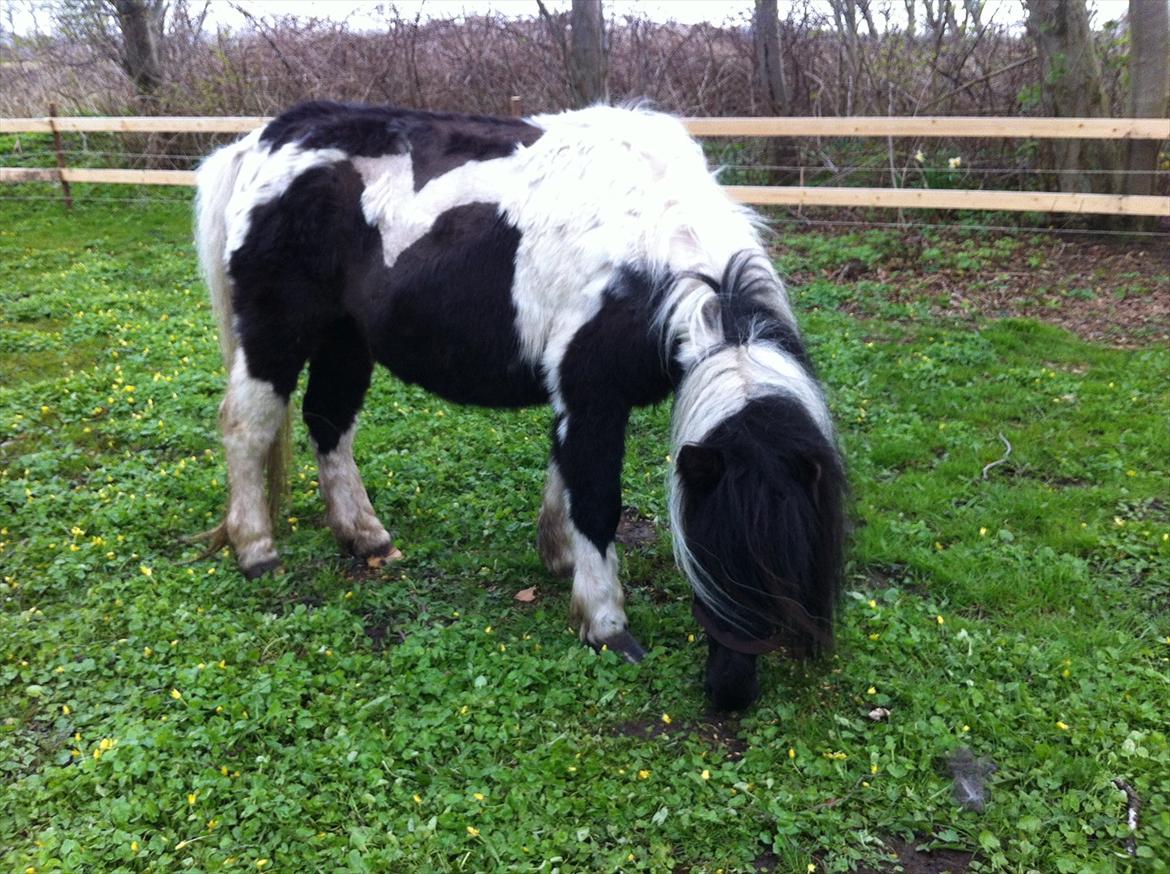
left=1113, top=778, right=1141, bottom=857
left=981, top=432, right=1012, bottom=480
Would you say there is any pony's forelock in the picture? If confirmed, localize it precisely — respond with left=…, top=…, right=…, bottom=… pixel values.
left=672, top=393, right=847, bottom=653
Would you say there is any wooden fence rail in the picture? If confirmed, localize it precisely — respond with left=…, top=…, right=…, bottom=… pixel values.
left=2, top=115, right=1167, bottom=217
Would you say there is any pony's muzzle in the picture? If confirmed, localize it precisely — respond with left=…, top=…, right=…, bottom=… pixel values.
left=703, top=638, right=760, bottom=711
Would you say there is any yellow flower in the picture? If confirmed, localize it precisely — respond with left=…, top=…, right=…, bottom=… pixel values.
left=62, top=704, right=71, bottom=715
left=867, top=599, right=876, bottom=608
left=413, top=794, right=422, bottom=804
left=466, top=826, right=480, bottom=837
left=979, top=527, right=988, bottom=537
left=637, top=769, right=651, bottom=779
left=661, top=713, right=672, bottom=725
left=867, top=686, right=876, bottom=695
left=208, top=818, right=219, bottom=830
left=701, top=769, right=710, bottom=780
left=255, top=861, right=270, bottom=870
left=936, top=615, right=945, bottom=625
left=484, top=626, right=493, bottom=634
left=139, top=565, right=153, bottom=578
left=473, top=792, right=485, bottom=801
left=788, top=748, right=796, bottom=759
left=131, top=841, right=139, bottom=852
left=188, top=792, right=197, bottom=805
left=170, top=688, right=183, bottom=700
left=1056, top=720, right=1070, bottom=731
left=99, top=737, right=114, bottom=751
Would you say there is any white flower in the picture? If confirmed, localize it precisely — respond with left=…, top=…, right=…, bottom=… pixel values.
left=948, top=156, right=962, bottom=169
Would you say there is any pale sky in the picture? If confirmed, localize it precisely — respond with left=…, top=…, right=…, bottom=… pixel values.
left=0, top=0, right=1136, bottom=36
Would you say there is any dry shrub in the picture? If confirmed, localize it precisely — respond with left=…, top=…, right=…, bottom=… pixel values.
left=0, top=1, right=1151, bottom=194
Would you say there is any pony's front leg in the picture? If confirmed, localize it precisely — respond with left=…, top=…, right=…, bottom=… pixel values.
left=552, top=404, right=646, bottom=663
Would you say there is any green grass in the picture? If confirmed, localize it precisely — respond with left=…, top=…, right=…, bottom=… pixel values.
left=1, top=197, right=1167, bottom=873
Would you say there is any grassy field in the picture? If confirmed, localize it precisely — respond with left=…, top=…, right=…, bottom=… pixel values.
left=1, top=196, right=1167, bottom=873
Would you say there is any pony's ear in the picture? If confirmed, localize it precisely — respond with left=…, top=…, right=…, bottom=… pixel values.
left=677, top=443, right=725, bottom=493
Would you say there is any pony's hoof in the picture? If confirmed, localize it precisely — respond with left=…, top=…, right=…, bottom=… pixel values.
left=360, top=541, right=403, bottom=568
left=242, top=557, right=282, bottom=580
left=595, top=630, right=647, bottom=664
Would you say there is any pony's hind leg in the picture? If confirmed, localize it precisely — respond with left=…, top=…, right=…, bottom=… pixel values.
left=220, top=349, right=290, bottom=578
left=303, top=318, right=397, bottom=562
left=537, top=453, right=574, bottom=578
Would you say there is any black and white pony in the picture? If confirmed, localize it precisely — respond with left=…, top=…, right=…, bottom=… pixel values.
left=195, top=102, right=845, bottom=710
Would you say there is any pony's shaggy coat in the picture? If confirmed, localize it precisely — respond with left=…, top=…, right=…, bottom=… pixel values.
left=196, top=101, right=846, bottom=708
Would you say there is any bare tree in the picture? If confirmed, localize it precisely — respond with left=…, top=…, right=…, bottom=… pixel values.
left=569, top=0, right=606, bottom=106
left=53, top=0, right=166, bottom=102
left=111, top=0, right=164, bottom=97
left=753, top=0, right=789, bottom=115
left=535, top=0, right=606, bottom=107
left=1125, top=0, right=1169, bottom=199
left=753, top=0, right=797, bottom=182
left=1024, top=0, right=1118, bottom=193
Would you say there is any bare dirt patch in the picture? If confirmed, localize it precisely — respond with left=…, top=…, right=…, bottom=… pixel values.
left=616, top=505, right=660, bottom=548
left=787, top=231, right=1170, bottom=346
left=611, top=713, right=748, bottom=760
left=853, top=838, right=973, bottom=873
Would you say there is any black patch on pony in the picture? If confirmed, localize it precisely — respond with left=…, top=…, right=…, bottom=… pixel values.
left=366, top=203, right=547, bottom=407
left=228, top=160, right=373, bottom=399
left=677, top=394, right=846, bottom=657
left=554, top=267, right=679, bottom=552
left=260, top=101, right=543, bottom=191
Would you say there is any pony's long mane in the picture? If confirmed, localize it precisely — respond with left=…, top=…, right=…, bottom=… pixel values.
left=664, top=252, right=846, bottom=654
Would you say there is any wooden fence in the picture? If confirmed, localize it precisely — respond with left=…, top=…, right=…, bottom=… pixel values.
left=2, top=115, right=1167, bottom=217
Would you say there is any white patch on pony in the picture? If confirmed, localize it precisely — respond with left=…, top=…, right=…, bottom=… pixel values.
left=503, top=106, right=771, bottom=367
left=219, top=349, right=287, bottom=570
left=314, top=422, right=392, bottom=557
left=567, top=524, right=627, bottom=645
left=352, top=152, right=454, bottom=269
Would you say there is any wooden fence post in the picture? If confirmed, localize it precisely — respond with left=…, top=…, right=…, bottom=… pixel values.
left=48, top=103, right=73, bottom=210
left=510, top=96, right=523, bottom=117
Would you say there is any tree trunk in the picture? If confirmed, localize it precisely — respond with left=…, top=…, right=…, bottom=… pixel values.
left=569, top=0, right=606, bottom=107
left=753, top=0, right=796, bottom=183
left=1125, top=0, right=1169, bottom=198
left=1024, top=0, right=1119, bottom=193
left=111, top=0, right=164, bottom=99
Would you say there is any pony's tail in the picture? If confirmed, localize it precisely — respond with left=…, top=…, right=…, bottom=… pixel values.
left=191, top=135, right=292, bottom=554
